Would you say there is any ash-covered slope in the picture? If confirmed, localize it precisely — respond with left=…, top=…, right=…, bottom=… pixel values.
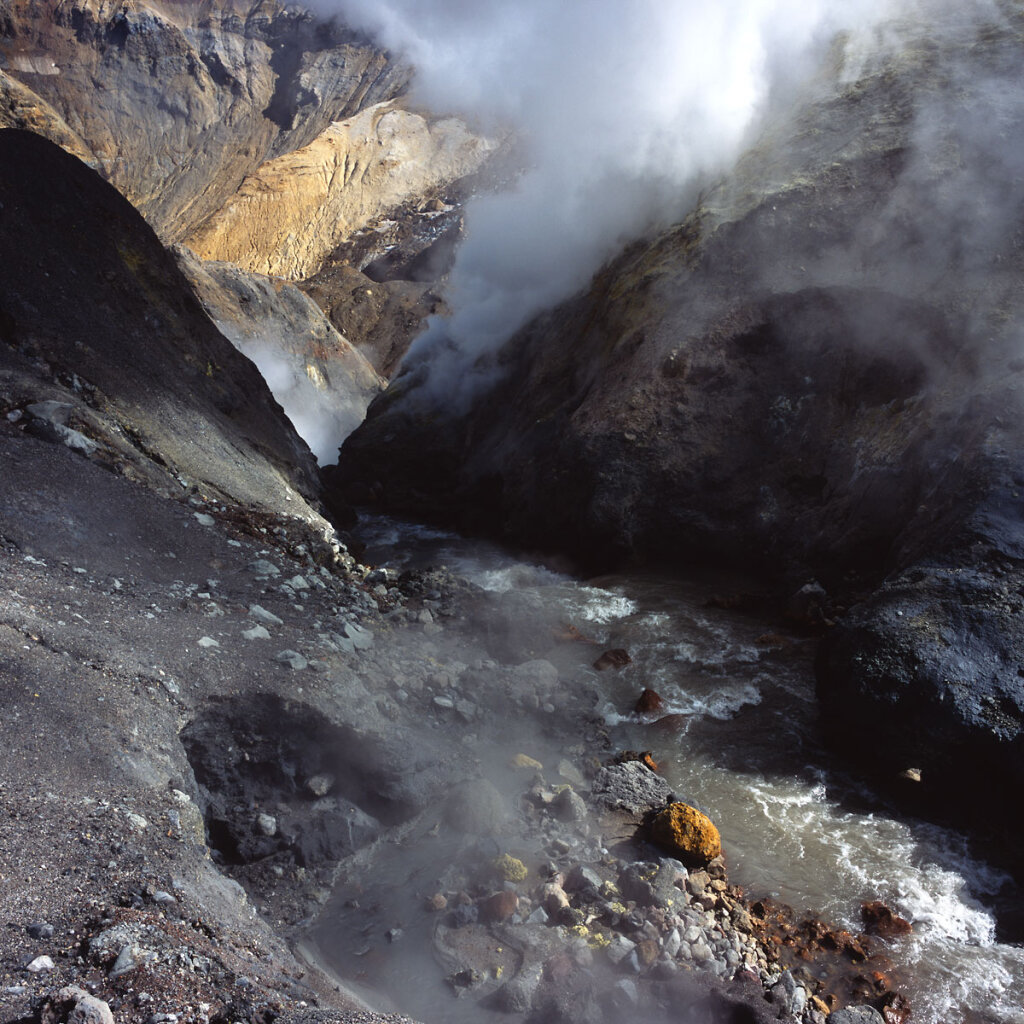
left=336, top=8, right=1024, bottom=833
left=0, top=128, right=325, bottom=522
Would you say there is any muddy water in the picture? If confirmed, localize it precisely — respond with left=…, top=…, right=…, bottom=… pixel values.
left=319, top=515, right=1024, bottom=1024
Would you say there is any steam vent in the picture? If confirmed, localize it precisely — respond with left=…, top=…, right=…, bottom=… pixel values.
left=2, top=3, right=1024, bottom=1024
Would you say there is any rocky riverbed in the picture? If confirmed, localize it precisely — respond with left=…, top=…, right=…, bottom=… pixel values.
left=0, top=414, right=919, bottom=1024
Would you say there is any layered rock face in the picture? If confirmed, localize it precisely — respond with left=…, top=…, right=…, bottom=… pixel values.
left=0, top=0, right=408, bottom=242
left=186, top=99, right=496, bottom=281
left=336, top=11, right=1024, bottom=826
left=0, top=1, right=494, bottom=381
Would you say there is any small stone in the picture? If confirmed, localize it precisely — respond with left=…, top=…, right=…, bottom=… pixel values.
left=27, top=921, right=54, bottom=940
left=151, top=891, right=176, bottom=905
left=306, top=774, right=335, bottom=797
left=425, top=893, right=448, bottom=912
left=433, top=696, right=455, bottom=709
left=197, top=636, right=219, bottom=648
left=861, top=901, right=913, bottom=938
left=26, top=955, right=54, bottom=973
left=480, top=890, right=519, bottom=923
left=591, top=761, right=673, bottom=816
left=385, top=927, right=403, bottom=943
left=635, top=688, right=666, bottom=714
left=126, top=812, right=148, bottom=831
left=256, top=813, right=277, bottom=837
left=551, top=786, right=587, bottom=822
left=344, top=621, right=374, bottom=650
left=249, top=604, right=283, bottom=626
left=636, top=939, right=659, bottom=967
left=565, top=865, right=603, bottom=892
left=275, top=649, right=307, bottom=670
left=193, top=513, right=215, bottom=527
left=242, top=625, right=271, bottom=640
left=691, top=939, right=713, bottom=962
left=493, top=854, right=528, bottom=882
left=248, top=559, right=280, bottom=577
left=542, top=883, right=570, bottom=914
left=605, top=935, right=637, bottom=964
left=594, top=649, right=631, bottom=670
left=44, top=986, right=115, bottom=1024
left=511, top=753, right=543, bottom=771
left=286, top=574, right=310, bottom=590
left=827, top=1008, right=887, bottom=1024
left=110, top=945, right=136, bottom=977
left=557, top=759, right=585, bottom=786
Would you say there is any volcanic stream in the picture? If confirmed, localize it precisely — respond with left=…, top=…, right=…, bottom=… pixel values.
left=314, top=515, right=1024, bottom=1024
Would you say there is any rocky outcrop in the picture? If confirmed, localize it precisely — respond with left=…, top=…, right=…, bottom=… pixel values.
left=186, top=100, right=495, bottom=281
left=176, top=249, right=384, bottom=462
left=1, top=1, right=496, bottom=377
left=0, top=128, right=325, bottom=521
left=334, top=9, right=1024, bottom=828
left=0, top=0, right=408, bottom=242
left=0, top=66, right=92, bottom=159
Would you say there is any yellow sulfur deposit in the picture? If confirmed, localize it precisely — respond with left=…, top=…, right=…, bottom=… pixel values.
left=492, top=853, right=528, bottom=882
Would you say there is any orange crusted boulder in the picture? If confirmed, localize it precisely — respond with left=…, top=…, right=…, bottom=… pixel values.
left=650, top=802, right=722, bottom=867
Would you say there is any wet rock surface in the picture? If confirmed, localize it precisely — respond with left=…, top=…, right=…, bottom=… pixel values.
left=332, top=5, right=1024, bottom=843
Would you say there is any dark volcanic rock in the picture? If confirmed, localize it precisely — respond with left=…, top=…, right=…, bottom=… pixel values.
left=0, top=128, right=322, bottom=517
left=333, top=10, right=1024, bottom=834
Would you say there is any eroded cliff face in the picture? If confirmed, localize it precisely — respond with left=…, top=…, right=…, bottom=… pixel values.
left=185, top=100, right=496, bottom=280
left=0, top=0, right=408, bottom=242
left=1, top=0, right=494, bottom=426
left=176, top=247, right=384, bottom=463
left=336, top=8, right=1024, bottom=828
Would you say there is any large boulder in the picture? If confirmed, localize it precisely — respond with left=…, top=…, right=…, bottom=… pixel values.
left=650, top=803, right=722, bottom=868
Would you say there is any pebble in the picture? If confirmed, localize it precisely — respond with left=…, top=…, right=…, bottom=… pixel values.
left=275, top=650, right=307, bottom=670
left=248, top=559, right=280, bottom=577
left=26, top=955, right=54, bottom=973
left=242, top=625, right=271, bottom=640
left=26, top=921, right=54, bottom=939
left=605, top=935, right=636, bottom=965
left=306, top=774, right=335, bottom=797
left=193, top=513, right=215, bottom=526
left=343, top=621, right=374, bottom=650
left=197, top=636, right=219, bottom=648
left=256, top=813, right=277, bottom=837
left=249, top=604, right=283, bottom=625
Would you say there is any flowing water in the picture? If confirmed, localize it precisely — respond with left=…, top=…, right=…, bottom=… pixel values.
left=319, top=514, right=1024, bottom=1024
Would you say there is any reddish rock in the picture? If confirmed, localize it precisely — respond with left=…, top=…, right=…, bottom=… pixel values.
left=881, top=991, right=913, bottom=1024
left=635, top=688, right=665, bottom=715
left=593, top=649, right=631, bottom=670
left=479, top=890, right=519, bottom=923
left=862, top=901, right=912, bottom=939
left=637, top=939, right=659, bottom=967
left=425, top=893, right=447, bottom=912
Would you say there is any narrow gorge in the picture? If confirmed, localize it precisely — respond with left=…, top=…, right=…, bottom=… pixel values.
left=1, top=3, right=1023, bottom=1024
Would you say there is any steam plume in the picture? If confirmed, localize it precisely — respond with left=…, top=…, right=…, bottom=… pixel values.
left=305, top=0, right=916, bottom=403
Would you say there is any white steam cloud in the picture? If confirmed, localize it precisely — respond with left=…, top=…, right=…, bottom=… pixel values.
left=307, top=0, right=905, bottom=404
